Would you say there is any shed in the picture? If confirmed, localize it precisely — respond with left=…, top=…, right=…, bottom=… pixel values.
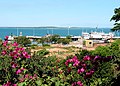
left=85, top=40, right=93, bottom=47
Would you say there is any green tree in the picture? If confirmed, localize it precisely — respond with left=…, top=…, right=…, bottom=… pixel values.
left=0, top=38, right=2, bottom=44
left=111, top=7, right=120, bottom=31
left=15, top=36, right=31, bottom=47
left=58, top=38, right=71, bottom=45
left=91, top=46, right=111, bottom=57
left=111, top=7, right=120, bottom=22
left=51, top=34, right=60, bottom=43
left=37, top=37, right=46, bottom=44
left=66, top=35, right=72, bottom=39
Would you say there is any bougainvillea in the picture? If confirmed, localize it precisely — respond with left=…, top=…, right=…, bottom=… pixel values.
left=65, top=55, right=112, bottom=85
left=0, top=36, right=37, bottom=85
left=0, top=36, right=115, bottom=86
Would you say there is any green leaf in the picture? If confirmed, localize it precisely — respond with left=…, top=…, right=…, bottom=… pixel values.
left=18, top=82, right=26, bottom=86
left=35, top=79, right=43, bottom=85
left=50, top=77, right=56, bottom=82
left=55, top=81, right=60, bottom=86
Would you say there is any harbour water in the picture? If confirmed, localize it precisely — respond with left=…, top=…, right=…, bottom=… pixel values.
left=0, top=27, right=117, bottom=40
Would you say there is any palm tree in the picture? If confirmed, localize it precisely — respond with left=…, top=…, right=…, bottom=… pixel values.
left=111, top=8, right=120, bottom=22
left=111, top=23, right=120, bottom=31
left=111, top=7, right=120, bottom=31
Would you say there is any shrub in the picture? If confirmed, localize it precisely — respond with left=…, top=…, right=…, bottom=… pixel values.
left=0, top=36, right=37, bottom=85
left=36, top=49, right=49, bottom=56
left=15, top=36, right=31, bottom=47
left=42, top=44, right=50, bottom=47
left=64, top=55, right=113, bottom=85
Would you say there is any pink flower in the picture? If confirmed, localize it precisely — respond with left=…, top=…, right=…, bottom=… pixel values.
left=25, top=74, right=29, bottom=78
left=72, top=56, right=77, bottom=60
left=77, top=68, right=85, bottom=74
left=77, top=81, right=83, bottom=86
left=72, top=82, right=76, bottom=86
left=90, top=70, right=95, bottom=75
left=12, top=63, right=17, bottom=68
left=16, top=69, right=22, bottom=75
left=83, top=55, right=90, bottom=61
left=72, top=56, right=79, bottom=62
left=9, top=52, right=14, bottom=57
left=25, top=54, right=31, bottom=58
left=12, top=42, right=18, bottom=47
left=73, top=61, right=80, bottom=67
left=6, top=46, right=10, bottom=49
left=81, top=68, right=85, bottom=72
left=13, top=84, right=17, bottom=86
left=69, top=59, right=73, bottom=62
left=29, top=76, right=33, bottom=79
left=5, top=36, right=8, bottom=40
left=86, top=72, right=91, bottom=76
left=72, top=81, right=83, bottom=86
left=13, top=50, right=18, bottom=55
left=3, top=41, right=8, bottom=47
left=20, top=47, right=25, bottom=51
left=17, top=53, right=21, bottom=57
left=85, top=71, right=94, bottom=79
left=33, top=74, right=37, bottom=78
left=13, top=55, right=18, bottom=59
left=2, top=81, right=11, bottom=86
left=65, top=56, right=80, bottom=67
left=1, top=50, right=7, bottom=56
left=81, top=63, right=87, bottom=68
left=94, top=56, right=101, bottom=61
left=65, top=61, right=69, bottom=66
left=19, top=78, right=25, bottom=82
left=22, top=51, right=31, bottom=58
left=15, top=47, right=20, bottom=51
left=10, top=51, right=18, bottom=58
left=22, top=51, right=27, bottom=56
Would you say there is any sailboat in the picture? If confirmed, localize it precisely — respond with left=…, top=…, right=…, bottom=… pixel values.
left=68, top=26, right=70, bottom=36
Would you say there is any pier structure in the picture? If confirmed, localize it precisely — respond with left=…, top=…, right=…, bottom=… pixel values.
left=13, top=35, right=120, bottom=40
left=13, top=35, right=82, bottom=41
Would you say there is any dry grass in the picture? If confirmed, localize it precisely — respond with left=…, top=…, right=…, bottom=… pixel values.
left=31, top=45, right=80, bottom=59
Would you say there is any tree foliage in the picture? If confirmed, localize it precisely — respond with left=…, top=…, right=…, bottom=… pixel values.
left=15, top=36, right=31, bottom=47
left=58, top=38, right=71, bottom=44
left=50, top=34, right=60, bottom=43
left=37, top=37, right=47, bottom=44
left=111, top=7, right=120, bottom=22
left=111, top=7, right=120, bottom=31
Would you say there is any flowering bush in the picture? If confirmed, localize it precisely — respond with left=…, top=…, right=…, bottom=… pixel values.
left=0, top=36, right=38, bottom=85
left=64, top=55, right=113, bottom=85
left=0, top=36, right=119, bottom=86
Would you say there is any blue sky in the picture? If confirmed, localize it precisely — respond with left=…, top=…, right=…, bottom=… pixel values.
left=0, top=0, right=119, bottom=27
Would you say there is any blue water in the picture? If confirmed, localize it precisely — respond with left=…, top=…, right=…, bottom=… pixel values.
left=0, top=27, right=117, bottom=40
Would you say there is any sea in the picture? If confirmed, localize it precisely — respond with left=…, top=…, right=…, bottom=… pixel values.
left=0, top=27, right=119, bottom=40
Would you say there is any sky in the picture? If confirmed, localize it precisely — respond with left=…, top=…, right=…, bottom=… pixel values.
left=0, top=0, right=120, bottom=27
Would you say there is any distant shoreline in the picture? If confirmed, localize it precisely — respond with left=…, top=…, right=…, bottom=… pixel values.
left=0, top=27, right=112, bottom=29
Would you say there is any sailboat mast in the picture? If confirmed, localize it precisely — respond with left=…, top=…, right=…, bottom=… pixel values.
left=47, top=29, right=49, bottom=34
left=52, top=28, right=53, bottom=35
left=68, top=26, right=70, bottom=35
left=17, top=28, right=18, bottom=36
left=33, top=28, right=35, bottom=36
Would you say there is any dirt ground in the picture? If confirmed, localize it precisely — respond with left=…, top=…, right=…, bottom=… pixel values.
left=83, top=43, right=109, bottom=51
left=31, top=45, right=80, bottom=59
left=31, top=42, right=109, bottom=58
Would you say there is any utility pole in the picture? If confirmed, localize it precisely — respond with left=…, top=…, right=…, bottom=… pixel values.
left=17, top=28, right=18, bottom=36
left=68, top=26, right=70, bottom=35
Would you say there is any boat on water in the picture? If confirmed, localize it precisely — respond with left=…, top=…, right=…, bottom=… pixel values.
left=82, top=31, right=115, bottom=39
